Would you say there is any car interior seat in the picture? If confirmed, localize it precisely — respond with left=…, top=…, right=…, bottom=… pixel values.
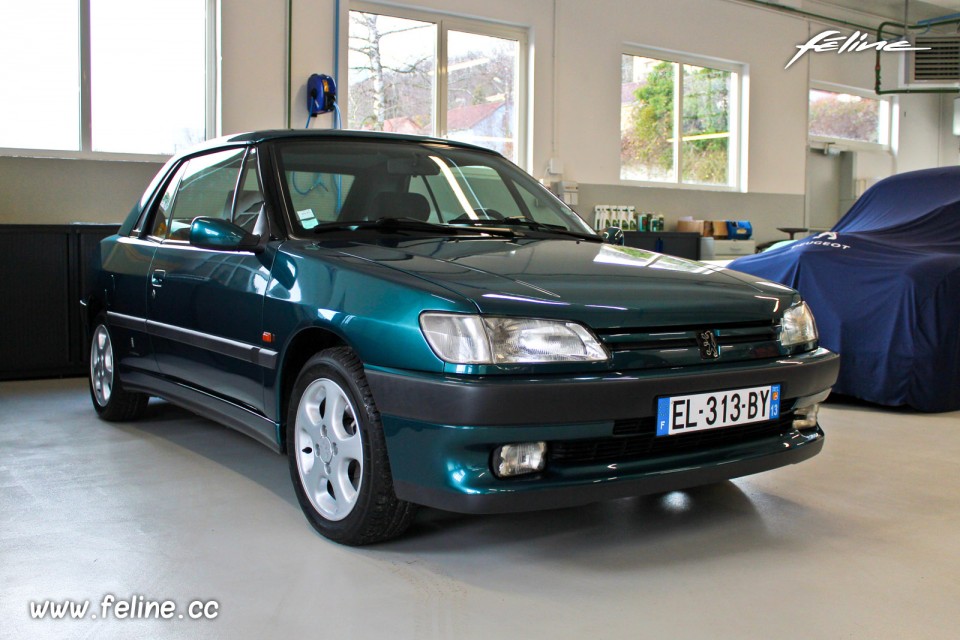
left=371, top=192, right=431, bottom=222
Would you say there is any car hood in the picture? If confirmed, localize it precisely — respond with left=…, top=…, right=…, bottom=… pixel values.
left=330, top=237, right=796, bottom=329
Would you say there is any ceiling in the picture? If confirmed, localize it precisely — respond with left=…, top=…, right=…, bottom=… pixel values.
left=811, top=0, right=960, bottom=23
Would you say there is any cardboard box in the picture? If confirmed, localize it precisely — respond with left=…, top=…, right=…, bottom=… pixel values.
left=676, top=219, right=705, bottom=235
left=707, top=220, right=729, bottom=238
left=676, top=219, right=731, bottom=238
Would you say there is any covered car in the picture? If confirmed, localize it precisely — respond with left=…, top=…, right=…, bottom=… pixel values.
left=730, top=166, right=960, bottom=412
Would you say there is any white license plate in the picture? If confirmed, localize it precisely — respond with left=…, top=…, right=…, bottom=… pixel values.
left=656, top=385, right=781, bottom=437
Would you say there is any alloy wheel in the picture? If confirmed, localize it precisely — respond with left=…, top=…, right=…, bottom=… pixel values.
left=294, top=378, right=364, bottom=521
left=90, top=325, right=114, bottom=407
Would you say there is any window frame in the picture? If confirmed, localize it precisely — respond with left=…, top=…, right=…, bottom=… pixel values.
left=808, top=81, right=893, bottom=153
left=141, top=145, right=249, bottom=244
left=620, top=45, right=745, bottom=192
left=0, top=0, right=218, bottom=162
left=348, top=2, right=530, bottom=170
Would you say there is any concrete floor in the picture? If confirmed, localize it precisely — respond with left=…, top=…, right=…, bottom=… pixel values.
left=2, top=378, right=958, bottom=640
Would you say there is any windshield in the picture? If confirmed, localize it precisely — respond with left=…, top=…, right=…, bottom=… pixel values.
left=275, top=139, right=596, bottom=237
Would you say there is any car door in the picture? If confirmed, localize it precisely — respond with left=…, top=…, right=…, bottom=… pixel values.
left=99, top=164, right=191, bottom=376
left=146, top=146, right=276, bottom=413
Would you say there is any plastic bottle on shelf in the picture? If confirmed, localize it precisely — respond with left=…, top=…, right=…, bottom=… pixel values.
left=594, top=205, right=608, bottom=230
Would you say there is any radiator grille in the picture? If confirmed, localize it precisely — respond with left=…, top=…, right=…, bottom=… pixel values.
left=594, top=321, right=781, bottom=366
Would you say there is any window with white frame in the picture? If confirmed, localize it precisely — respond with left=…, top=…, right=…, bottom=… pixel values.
left=0, top=0, right=214, bottom=156
left=347, top=5, right=527, bottom=166
left=808, top=84, right=891, bottom=147
left=620, top=50, right=742, bottom=189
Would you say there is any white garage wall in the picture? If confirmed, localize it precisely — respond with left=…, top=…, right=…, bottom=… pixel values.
left=0, top=156, right=165, bottom=224
left=220, top=0, right=289, bottom=133
left=940, top=97, right=960, bottom=166
left=897, top=93, right=951, bottom=173
left=555, top=0, right=813, bottom=194
left=0, top=0, right=956, bottom=231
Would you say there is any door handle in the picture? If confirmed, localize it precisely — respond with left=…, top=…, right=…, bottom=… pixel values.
left=151, top=269, right=166, bottom=287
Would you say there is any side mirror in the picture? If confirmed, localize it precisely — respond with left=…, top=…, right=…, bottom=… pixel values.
left=602, top=226, right=625, bottom=245
left=189, top=217, right=262, bottom=253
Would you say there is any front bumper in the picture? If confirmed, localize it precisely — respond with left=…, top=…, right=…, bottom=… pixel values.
left=367, top=348, right=838, bottom=513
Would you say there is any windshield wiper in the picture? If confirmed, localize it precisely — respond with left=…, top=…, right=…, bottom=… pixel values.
left=455, top=216, right=600, bottom=241
left=313, top=216, right=516, bottom=238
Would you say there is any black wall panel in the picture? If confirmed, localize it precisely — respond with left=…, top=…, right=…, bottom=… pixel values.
left=0, top=225, right=120, bottom=380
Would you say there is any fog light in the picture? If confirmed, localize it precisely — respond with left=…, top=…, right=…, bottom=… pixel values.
left=494, top=442, right=547, bottom=477
left=793, top=403, right=820, bottom=429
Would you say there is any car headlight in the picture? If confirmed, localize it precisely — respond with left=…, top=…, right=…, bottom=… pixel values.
left=420, top=313, right=609, bottom=364
left=780, top=302, right=818, bottom=347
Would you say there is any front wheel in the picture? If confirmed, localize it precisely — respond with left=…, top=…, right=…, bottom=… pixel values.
left=287, top=347, right=416, bottom=545
left=89, top=321, right=148, bottom=421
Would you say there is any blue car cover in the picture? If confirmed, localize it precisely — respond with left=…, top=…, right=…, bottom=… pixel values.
left=729, top=166, right=960, bottom=412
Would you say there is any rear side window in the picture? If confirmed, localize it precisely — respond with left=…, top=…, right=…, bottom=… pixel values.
left=149, top=148, right=246, bottom=241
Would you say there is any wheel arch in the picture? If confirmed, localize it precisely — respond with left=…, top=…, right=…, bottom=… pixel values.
left=276, top=325, right=352, bottom=452
left=80, top=293, right=107, bottom=354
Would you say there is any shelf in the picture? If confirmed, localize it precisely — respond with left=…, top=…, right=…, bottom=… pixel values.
left=620, top=231, right=700, bottom=260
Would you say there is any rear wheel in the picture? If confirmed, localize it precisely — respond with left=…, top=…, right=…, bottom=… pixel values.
left=287, top=347, right=416, bottom=545
left=89, top=321, right=148, bottom=421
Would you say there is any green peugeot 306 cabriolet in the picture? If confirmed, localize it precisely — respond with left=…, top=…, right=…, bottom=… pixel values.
left=83, top=130, right=839, bottom=545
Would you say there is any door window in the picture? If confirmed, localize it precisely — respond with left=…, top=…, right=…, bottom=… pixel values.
left=149, top=163, right=187, bottom=239
left=233, top=149, right=266, bottom=233
left=152, top=148, right=246, bottom=241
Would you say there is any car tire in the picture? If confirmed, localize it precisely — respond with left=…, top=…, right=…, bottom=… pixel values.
left=287, top=347, right=417, bottom=545
left=88, top=319, right=149, bottom=421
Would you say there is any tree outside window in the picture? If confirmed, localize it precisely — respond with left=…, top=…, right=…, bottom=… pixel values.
left=348, top=10, right=524, bottom=164
left=445, top=31, right=519, bottom=161
left=809, top=88, right=888, bottom=146
left=621, top=53, right=738, bottom=188
left=347, top=12, right=436, bottom=135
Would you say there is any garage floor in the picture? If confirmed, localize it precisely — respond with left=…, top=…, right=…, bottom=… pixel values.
left=2, top=378, right=958, bottom=639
